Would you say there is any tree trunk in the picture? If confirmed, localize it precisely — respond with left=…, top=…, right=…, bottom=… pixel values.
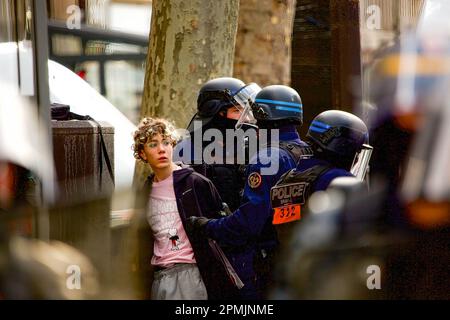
left=140, top=0, right=240, bottom=128
left=233, top=0, right=296, bottom=87
left=136, top=0, right=240, bottom=188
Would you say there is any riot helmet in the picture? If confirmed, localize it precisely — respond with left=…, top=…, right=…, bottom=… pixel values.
left=187, top=77, right=261, bottom=132
left=307, top=110, right=369, bottom=168
left=237, top=85, right=303, bottom=129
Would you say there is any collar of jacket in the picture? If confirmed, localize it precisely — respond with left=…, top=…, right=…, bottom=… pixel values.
left=145, top=162, right=194, bottom=186
left=275, top=125, right=303, bottom=144
left=135, top=162, right=193, bottom=210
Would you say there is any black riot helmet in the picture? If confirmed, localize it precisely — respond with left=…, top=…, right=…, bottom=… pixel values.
left=197, top=77, right=246, bottom=113
left=187, top=77, right=253, bottom=132
left=245, top=85, right=303, bottom=128
left=307, top=110, right=369, bottom=166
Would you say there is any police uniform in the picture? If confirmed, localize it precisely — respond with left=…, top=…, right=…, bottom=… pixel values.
left=188, top=85, right=308, bottom=299
left=205, top=126, right=310, bottom=299
left=175, top=78, right=261, bottom=212
left=267, top=110, right=370, bottom=298
left=206, top=128, right=308, bottom=242
left=270, top=157, right=354, bottom=248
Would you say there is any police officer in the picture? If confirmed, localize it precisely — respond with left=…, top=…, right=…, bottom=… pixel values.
left=187, top=85, right=311, bottom=299
left=267, top=110, right=369, bottom=297
left=270, top=110, right=369, bottom=245
left=175, top=77, right=261, bottom=212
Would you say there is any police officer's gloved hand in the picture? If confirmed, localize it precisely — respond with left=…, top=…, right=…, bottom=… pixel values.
left=217, top=203, right=232, bottom=217
left=185, top=216, right=211, bottom=238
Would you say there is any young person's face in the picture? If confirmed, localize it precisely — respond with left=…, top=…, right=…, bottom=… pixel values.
left=220, top=105, right=242, bottom=120
left=226, top=106, right=242, bottom=120
left=139, top=134, right=174, bottom=170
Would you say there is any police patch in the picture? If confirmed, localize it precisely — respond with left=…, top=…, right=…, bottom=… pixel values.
left=270, top=182, right=308, bottom=208
left=248, top=172, right=262, bottom=189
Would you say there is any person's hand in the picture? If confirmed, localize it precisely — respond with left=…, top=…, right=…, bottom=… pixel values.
left=220, top=202, right=232, bottom=217
left=185, top=216, right=211, bottom=238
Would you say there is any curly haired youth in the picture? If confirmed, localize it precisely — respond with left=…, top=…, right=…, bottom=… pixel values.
left=132, top=118, right=179, bottom=163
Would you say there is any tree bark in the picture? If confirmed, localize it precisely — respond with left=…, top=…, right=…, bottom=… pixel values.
left=136, top=0, right=240, bottom=188
left=233, top=0, right=296, bottom=87
left=140, top=0, right=240, bottom=128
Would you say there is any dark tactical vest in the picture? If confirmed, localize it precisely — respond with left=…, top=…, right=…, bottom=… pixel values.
left=252, top=142, right=313, bottom=247
left=268, top=141, right=313, bottom=167
left=191, top=141, right=313, bottom=213
left=191, top=163, right=246, bottom=212
left=270, top=164, right=332, bottom=246
left=252, top=143, right=314, bottom=295
left=189, top=135, right=249, bottom=212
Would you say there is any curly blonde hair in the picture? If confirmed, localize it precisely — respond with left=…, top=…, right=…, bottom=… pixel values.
left=132, top=117, right=179, bottom=162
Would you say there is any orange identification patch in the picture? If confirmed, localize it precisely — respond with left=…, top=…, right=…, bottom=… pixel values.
left=272, top=204, right=301, bottom=225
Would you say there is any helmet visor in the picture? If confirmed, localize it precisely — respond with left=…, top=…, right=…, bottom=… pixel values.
left=350, top=144, right=373, bottom=181
left=234, top=83, right=261, bottom=130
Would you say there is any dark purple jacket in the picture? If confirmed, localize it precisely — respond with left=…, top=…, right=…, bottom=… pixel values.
left=132, top=165, right=242, bottom=300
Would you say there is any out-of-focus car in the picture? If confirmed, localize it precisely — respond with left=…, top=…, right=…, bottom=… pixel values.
left=48, top=60, right=137, bottom=194
left=48, top=61, right=138, bottom=217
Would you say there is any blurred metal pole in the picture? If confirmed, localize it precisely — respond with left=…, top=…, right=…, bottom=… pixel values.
left=33, top=0, right=52, bottom=241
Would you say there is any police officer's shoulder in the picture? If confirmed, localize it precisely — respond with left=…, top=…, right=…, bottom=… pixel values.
left=327, top=168, right=354, bottom=179
left=315, top=168, right=355, bottom=191
left=249, top=145, right=291, bottom=166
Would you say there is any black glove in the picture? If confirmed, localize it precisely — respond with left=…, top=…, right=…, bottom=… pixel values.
left=185, top=216, right=211, bottom=238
